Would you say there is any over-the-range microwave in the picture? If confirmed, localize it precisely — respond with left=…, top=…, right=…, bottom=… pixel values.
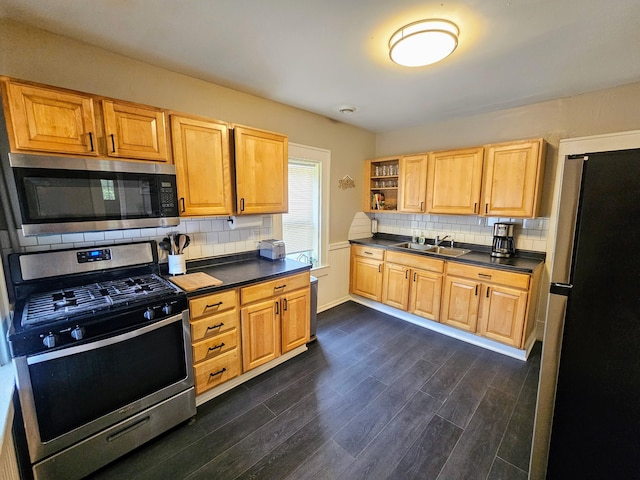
left=2, top=153, right=180, bottom=236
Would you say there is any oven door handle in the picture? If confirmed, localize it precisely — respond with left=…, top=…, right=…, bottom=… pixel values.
left=26, top=313, right=184, bottom=365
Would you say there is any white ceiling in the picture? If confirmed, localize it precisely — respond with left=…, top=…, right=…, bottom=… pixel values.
left=1, top=0, right=639, bottom=133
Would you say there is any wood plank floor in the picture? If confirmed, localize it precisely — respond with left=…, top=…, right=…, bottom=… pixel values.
left=88, top=301, right=541, bottom=480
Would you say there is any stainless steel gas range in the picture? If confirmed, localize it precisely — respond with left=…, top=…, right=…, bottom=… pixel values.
left=7, top=241, right=195, bottom=480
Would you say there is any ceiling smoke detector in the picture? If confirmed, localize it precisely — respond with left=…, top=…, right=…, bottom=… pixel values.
left=338, top=105, right=357, bottom=114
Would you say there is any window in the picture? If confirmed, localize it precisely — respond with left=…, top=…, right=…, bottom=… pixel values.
left=283, top=160, right=319, bottom=265
left=278, top=143, right=330, bottom=268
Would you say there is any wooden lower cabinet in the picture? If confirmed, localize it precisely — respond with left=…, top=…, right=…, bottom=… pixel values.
left=381, top=250, right=444, bottom=322
left=350, top=245, right=384, bottom=301
left=240, top=272, right=310, bottom=372
left=351, top=245, right=542, bottom=350
left=188, top=289, right=241, bottom=395
left=442, top=262, right=539, bottom=348
left=441, top=276, right=481, bottom=332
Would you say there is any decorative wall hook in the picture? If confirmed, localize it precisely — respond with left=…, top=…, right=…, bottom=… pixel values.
left=339, top=174, right=355, bottom=190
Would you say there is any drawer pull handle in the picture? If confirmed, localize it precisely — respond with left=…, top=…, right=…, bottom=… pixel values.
left=206, top=322, right=224, bottom=331
left=478, top=273, right=492, bottom=279
left=209, top=342, right=225, bottom=352
left=363, top=251, right=373, bottom=255
left=274, top=284, right=287, bottom=290
left=209, top=368, right=227, bottom=378
left=205, top=302, right=223, bottom=309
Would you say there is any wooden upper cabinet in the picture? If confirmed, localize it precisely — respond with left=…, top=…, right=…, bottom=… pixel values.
left=102, top=100, right=168, bottom=162
left=398, top=154, right=428, bottom=213
left=234, top=125, right=288, bottom=215
left=3, top=81, right=98, bottom=156
left=426, top=147, right=484, bottom=215
left=482, top=138, right=546, bottom=218
left=171, top=115, right=233, bottom=216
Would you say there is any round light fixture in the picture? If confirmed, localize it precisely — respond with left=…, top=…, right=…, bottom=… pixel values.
left=389, top=19, right=459, bottom=67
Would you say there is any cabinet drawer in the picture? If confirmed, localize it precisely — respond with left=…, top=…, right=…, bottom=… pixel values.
left=446, top=262, right=530, bottom=290
left=385, top=250, right=444, bottom=273
left=190, top=309, right=238, bottom=342
left=241, top=272, right=310, bottom=305
left=194, top=349, right=240, bottom=395
left=192, top=329, right=239, bottom=364
left=189, top=289, right=237, bottom=321
left=351, top=245, right=385, bottom=261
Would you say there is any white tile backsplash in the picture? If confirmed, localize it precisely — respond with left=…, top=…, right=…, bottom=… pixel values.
left=359, top=212, right=548, bottom=252
left=11, top=215, right=273, bottom=261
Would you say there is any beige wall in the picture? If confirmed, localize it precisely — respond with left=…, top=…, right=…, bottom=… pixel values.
left=0, top=19, right=376, bottom=244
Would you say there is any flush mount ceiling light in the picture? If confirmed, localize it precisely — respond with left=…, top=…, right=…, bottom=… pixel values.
left=389, top=19, right=459, bottom=67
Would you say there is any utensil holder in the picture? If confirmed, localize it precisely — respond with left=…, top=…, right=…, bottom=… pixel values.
left=168, top=254, right=186, bottom=275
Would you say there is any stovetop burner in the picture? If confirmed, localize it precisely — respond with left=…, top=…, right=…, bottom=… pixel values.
left=7, top=241, right=189, bottom=357
left=21, top=274, right=176, bottom=328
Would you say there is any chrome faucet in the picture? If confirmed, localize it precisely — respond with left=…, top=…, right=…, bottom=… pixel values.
left=434, top=235, right=452, bottom=247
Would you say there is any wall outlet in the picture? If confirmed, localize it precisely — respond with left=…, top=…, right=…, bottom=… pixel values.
left=249, top=229, right=260, bottom=241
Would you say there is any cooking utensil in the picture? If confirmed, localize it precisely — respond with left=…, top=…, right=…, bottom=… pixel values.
left=178, top=234, right=187, bottom=254
left=159, top=238, right=172, bottom=253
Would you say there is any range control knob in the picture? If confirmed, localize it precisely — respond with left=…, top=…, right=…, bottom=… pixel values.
left=143, top=307, right=155, bottom=320
left=162, top=304, right=172, bottom=315
left=42, top=333, right=57, bottom=349
left=70, top=326, right=85, bottom=341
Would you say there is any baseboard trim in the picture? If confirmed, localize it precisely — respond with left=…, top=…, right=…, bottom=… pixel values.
left=318, top=296, right=351, bottom=313
left=195, top=345, right=308, bottom=407
left=349, top=295, right=530, bottom=361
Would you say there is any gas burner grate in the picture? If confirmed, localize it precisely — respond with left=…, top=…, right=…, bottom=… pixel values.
left=21, top=274, right=178, bottom=328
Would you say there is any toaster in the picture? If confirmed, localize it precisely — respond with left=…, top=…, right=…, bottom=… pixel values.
left=259, top=239, right=286, bottom=260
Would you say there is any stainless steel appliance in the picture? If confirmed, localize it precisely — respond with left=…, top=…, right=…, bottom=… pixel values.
left=7, top=241, right=195, bottom=480
left=1, top=153, right=180, bottom=235
left=546, top=149, right=640, bottom=478
left=259, top=239, right=286, bottom=260
left=490, top=222, right=515, bottom=257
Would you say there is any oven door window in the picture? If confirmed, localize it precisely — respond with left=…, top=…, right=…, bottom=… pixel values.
left=28, top=319, right=187, bottom=442
left=14, top=168, right=161, bottom=223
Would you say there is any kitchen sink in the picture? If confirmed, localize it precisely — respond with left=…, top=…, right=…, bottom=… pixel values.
left=392, top=242, right=471, bottom=257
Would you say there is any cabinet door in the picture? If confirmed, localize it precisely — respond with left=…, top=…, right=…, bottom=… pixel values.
left=478, top=284, right=528, bottom=347
left=441, top=276, right=480, bottom=332
left=482, top=139, right=544, bottom=217
left=350, top=254, right=383, bottom=301
left=234, top=126, right=288, bottom=214
left=102, top=100, right=168, bottom=162
left=408, top=269, right=443, bottom=321
left=5, top=82, right=98, bottom=155
left=241, top=298, right=281, bottom=371
left=398, top=154, right=428, bottom=213
left=171, top=115, right=233, bottom=216
left=382, top=263, right=410, bottom=310
left=281, top=287, right=311, bottom=353
left=426, top=147, right=484, bottom=215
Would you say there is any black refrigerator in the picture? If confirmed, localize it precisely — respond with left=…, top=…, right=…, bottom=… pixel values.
left=547, top=148, right=640, bottom=478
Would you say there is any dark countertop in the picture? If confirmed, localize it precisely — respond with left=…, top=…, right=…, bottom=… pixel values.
left=164, top=251, right=312, bottom=297
left=350, top=234, right=545, bottom=273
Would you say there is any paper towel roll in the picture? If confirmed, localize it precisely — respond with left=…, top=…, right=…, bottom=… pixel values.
left=227, top=215, right=263, bottom=230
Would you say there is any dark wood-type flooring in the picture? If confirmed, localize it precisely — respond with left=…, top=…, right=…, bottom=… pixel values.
left=88, top=301, right=540, bottom=480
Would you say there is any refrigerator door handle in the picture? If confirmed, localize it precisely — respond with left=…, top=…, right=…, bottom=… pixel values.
left=550, top=282, right=573, bottom=296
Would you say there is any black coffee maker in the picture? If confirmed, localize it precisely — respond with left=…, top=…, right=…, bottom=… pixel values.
left=491, top=223, right=515, bottom=257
